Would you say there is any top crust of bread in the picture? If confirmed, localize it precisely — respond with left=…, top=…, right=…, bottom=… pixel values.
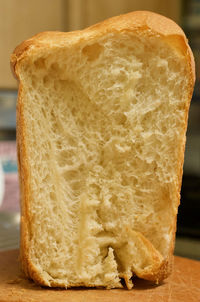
left=11, top=11, right=195, bottom=84
left=11, top=11, right=195, bottom=288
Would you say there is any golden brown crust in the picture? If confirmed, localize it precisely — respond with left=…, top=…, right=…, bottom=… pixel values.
left=16, top=85, right=50, bottom=286
left=16, top=84, right=32, bottom=281
left=11, top=10, right=195, bottom=288
left=128, top=229, right=170, bottom=284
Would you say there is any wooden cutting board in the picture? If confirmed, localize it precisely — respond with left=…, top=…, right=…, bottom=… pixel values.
left=0, top=249, right=199, bottom=302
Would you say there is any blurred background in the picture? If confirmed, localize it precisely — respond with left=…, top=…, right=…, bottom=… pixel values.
left=0, top=0, right=199, bottom=260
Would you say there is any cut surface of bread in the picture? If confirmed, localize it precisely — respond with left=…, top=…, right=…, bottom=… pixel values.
left=11, top=11, right=195, bottom=289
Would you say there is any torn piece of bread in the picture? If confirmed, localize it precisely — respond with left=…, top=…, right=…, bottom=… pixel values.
left=11, top=11, right=195, bottom=289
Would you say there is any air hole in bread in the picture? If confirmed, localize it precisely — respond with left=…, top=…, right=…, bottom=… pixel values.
left=31, top=76, right=37, bottom=89
left=50, top=62, right=60, bottom=72
left=43, top=175, right=50, bottom=183
left=57, top=150, right=74, bottom=167
left=161, top=125, right=167, bottom=133
left=41, top=108, right=47, bottom=118
left=43, top=75, right=50, bottom=87
left=34, top=57, right=46, bottom=69
left=50, top=192, right=56, bottom=201
left=56, top=139, right=62, bottom=150
left=82, top=43, right=103, bottom=61
left=71, top=180, right=83, bottom=193
left=63, top=170, right=79, bottom=183
left=114, top=113, right=127, bottom=125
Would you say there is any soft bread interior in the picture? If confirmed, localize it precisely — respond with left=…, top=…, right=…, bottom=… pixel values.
left=19, top=32, right=189, bottom=288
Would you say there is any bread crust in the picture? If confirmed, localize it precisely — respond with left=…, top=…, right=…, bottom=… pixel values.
left=11, top=11, right=195, bottom=288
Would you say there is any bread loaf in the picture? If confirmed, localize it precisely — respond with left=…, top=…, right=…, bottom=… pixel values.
left=11, top=11, right=195, bottom=289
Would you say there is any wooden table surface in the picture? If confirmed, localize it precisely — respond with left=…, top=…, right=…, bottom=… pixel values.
left=0, top=249, right=199, bottom=302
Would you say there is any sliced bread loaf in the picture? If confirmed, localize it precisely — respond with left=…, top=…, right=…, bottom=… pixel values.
left=11, top=11, right=195, bottom=289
